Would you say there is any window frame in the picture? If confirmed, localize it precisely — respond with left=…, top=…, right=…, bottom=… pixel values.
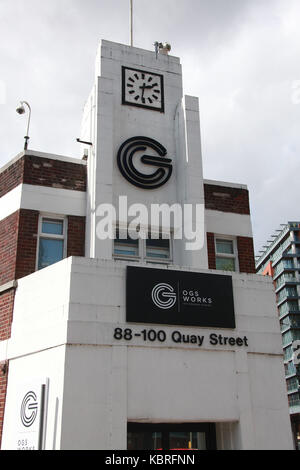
left=113, top=226, right=173, bottom=264
left=36, top=213, right=68, bottom=271
left=143, top=231, right=173, bottom=263
left=214, top=235, right=239, bottom=273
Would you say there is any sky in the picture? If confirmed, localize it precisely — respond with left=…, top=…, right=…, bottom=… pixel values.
left=0, top=0, right=300, bottom=257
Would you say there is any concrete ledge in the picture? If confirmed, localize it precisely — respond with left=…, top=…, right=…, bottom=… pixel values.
left=0, top=280, right=18, bottom=294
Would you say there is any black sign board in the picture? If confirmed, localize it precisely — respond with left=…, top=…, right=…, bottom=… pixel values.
left=126, top=266, right=235, bottom=329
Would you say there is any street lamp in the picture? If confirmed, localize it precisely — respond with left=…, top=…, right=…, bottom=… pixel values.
left=16, top=101, right=31, bottom=150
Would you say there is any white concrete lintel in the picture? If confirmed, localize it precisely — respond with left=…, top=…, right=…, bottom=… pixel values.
left=0, top=184, right=86, bottom=221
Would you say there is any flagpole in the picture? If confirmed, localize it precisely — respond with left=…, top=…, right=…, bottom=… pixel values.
left=130, top=0, right=133, bottom=46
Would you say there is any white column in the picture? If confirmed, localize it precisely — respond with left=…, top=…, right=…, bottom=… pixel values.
left=174, top=96, right=208, bottom=269
left=86, top=76, right=114, bottom=260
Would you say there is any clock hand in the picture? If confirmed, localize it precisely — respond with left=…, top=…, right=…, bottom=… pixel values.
left=139, top=83, right=146, bottom=101
left=138, top=82, right=160, bottom=103
left=139, top=84, right=153, bottom=90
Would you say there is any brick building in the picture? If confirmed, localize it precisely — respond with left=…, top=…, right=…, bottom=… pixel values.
left=0, top=40, right=293, bottom=450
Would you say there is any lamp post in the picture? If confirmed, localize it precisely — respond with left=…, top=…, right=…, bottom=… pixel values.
left=16, top=101, right=31, bottom=150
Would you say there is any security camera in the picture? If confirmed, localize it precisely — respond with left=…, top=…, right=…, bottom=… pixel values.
left=16, top=104, right=25, bottom=115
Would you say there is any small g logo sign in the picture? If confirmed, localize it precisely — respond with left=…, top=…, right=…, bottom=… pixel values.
left=117, top=136, right=173, bottom=189
left=20, top=391, right=38, bottom=428
left=152, top=283, right=177, bottom=310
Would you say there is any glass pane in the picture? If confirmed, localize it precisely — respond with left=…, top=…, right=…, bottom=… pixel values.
left=114, top=229, right=139, bottom=257
left=146, top=238, right=170, bottom=259
left=195, top=432, right=206, bottom=450
left=114, top=245, right=139, bottom=256
left=169, top=431, right=206, bottom=450
left=42, top=218, right=64, bottom=235
left=38, top=238, right=64, bottom=270
left=114, top=241, right=138, bottom=257
left=216, top=256, right=235, bottom=271
left=216, top=239, right=234, bottom=254
left=127, top=432, right=162, bottom=450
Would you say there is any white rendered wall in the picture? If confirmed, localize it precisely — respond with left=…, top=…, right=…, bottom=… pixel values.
left=205, top=210, right=253, bottom=238
left=0, top=184, right=86, bottom=223
left=1, top=346, right=66, bottom=450
left=1, top=257, right=293, bottom=450
left=0, top=259, right=73, bottom=450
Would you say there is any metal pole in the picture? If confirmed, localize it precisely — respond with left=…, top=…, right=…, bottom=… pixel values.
left=130, top=0, right=133, bottom=46
left=38, top=384, right=46, bottom=450
left=23, top=101, right=31, bottom=150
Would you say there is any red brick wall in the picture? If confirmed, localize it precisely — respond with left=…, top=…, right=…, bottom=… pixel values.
left=0, top=154, right=87, bottom=198
left=0, top=210, right=85, bottom=285
left=0, top=289, right=15, bottom=342
left=237, top=236, right=256, bottom=274
left=0, top=153, right=86, bottom=281
left=207, top=232, right=216, bottom=270
left=0, top=210, right=39, bottom=285
left=206, top=233, right=256, bottom=274
left=23, top=155, right=86, bottom=192
left=204, top=184, right=250, bottom=215
left=205, top=183, right=255, bottom=274
left=0, top=158, right=24, bottom=198
left=15, top=210, right=39, bottom=280
left=0, top=212, right=19, bottom=285
left=0, top=360, right=9, bottom=447
left=67, top=216, right=86, bottom=257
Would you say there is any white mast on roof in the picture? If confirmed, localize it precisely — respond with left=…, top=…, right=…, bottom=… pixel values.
left=130, top=0, right=133, bottom=46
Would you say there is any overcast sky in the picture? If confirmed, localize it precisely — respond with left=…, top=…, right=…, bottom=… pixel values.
left=1, top=0, right=300, bottom=256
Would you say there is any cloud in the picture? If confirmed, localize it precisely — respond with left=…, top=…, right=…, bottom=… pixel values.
left=179, top=0, right=300, bottom=252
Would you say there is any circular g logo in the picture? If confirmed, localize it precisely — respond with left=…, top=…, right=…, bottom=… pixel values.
left=152, top=283, right=177, bottom=309
left=20, top=391, right=38, bottom=428
left=117, top=136, right=173, bottom=189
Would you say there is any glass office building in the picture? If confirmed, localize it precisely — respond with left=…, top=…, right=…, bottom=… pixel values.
left=256, top=222, right=300, bottom=449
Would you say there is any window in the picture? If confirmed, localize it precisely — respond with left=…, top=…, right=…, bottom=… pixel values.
left=215, top=237, right=237, bottom=272
left=285, top=361, right=296, bottom=377
left=113, top=227, right=172, bottom=263
left=275, top=273, right=296, bottom=289
left=145, top=234, right=170, bottom=260
left=283, top=329, right=300, bottom=347
left=277, top=286, right=299, bottom=304
left=287, top=377, right=299, bottom=392
left=114, top=229, right=139, bottom=258
left=127, top=423, right=217, bottom=450
left=284, top=345, right=293, bottom=361
left=279, top=300, right=299, bottom=317
left=288, top=393, right=300, bottom=408
left=37, top=216, right=66, bottom=270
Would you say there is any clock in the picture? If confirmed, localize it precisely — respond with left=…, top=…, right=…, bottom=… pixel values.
left=122, top=66, right=164, bottom=112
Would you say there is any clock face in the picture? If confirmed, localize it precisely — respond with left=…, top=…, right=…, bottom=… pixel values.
left=122, top=66, right=164, bottom=112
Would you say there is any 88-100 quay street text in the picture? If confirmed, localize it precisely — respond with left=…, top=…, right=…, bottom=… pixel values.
left=113, top=327, right=249, bottom=348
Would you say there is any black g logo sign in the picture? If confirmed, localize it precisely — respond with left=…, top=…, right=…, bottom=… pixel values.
left=117, top=136, right=173, bottom=189
left=20, top=391, right=38, bottom=428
